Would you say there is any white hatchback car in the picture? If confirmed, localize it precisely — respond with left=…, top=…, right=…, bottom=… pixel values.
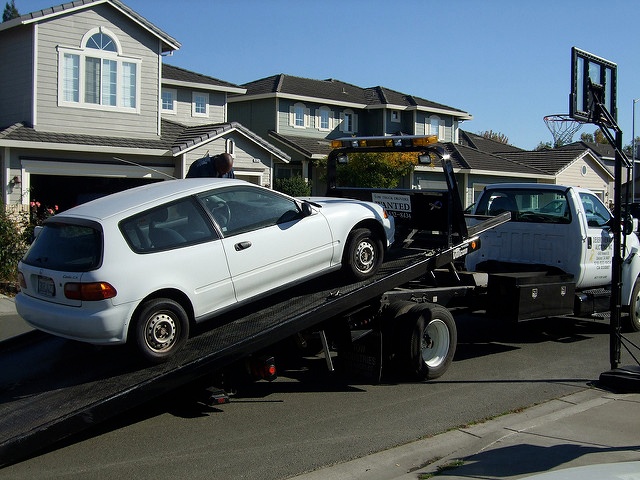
left=16, top=178, right=394, bottom=362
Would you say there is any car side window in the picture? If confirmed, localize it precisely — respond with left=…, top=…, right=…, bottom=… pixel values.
left=120, top=197, right=217, bottom=252
left=199, top=186, right=301, bottom=237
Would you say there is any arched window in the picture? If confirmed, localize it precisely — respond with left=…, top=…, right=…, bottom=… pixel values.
left=58, top=28, right=140, bottom=112
left=340, top=109, right=358, bottom=134
left=289, top=102, right=309, bottom=128
left=317, top=106, right=332, bottom=131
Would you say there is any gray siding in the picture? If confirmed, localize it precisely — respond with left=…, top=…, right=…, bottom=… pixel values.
left=166, top=88, right=226, bottom=125
left=0, top=26, right=34, bottom=126
left=228, top=97, right=276, bottom=137
left=35, top=4, right=161, bottom=138
left=278, top=99, right=360, bottom=138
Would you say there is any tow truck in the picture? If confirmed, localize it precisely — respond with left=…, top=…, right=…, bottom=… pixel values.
left=0, top=135, right=507, bottom=467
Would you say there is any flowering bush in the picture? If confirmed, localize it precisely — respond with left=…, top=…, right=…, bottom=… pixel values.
left=0, top=201, right=58, bottom=295
left=0, top=205, right=30, bottom=293
left=30, top=200, right=58, bottom=226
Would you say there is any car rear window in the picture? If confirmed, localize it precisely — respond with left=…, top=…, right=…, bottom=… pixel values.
left=23, top=222, right=102, bottom=272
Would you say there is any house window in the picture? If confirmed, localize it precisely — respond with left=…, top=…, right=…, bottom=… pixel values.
left=295, top=104, right=304, bottom=127
left=58, top=28, right=140, bottom=112
left=429, top=116, right=444, bottom=140
left=289, top=102, right=309, bottom=128
left=318, top=106, right=331, bottom=131
left=391, top=110, right=400, bottom=123
left=340, top=109, right=358, bottom=133
left=192, top=92, right=209, bottom=117
left=161, top=88, right=177, bottom=113
left=225, top=138, right=235, bottom=156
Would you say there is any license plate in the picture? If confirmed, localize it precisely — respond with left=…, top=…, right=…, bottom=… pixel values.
left=37, top=276, right=55, bottom=297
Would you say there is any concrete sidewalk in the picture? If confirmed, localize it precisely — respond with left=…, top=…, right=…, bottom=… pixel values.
left=0, top=294, right=33, bottom=340
left=289, top=388, right=640, bottom=480
left=1, top=294, right=639, bottom=480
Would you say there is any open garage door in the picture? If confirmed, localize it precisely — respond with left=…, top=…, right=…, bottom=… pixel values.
left=29, top=174, right=161, bottom=213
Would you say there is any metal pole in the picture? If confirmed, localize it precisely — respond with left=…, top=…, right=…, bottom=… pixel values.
left=611, top=129, right=623, bottom=369
left=634, top=99, right=639, bottom=201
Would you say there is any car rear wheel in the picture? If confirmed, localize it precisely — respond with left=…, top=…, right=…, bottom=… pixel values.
left=343, top=228, right=383, bottom=281
left=133, top=298, right=189, bottom=363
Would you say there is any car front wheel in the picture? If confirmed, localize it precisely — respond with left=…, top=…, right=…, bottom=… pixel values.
left=133, top=298, right=189, bottom=363
left=343, top=228, right=383, bottom=281
left=625, top=277, right=640, bottom=332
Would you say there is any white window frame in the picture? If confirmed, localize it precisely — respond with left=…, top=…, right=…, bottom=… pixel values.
left=161, top=88, right=177, bottom=114
left=391, top=110, right=401, bottom=123
left=57, top=27, right=141, bottom=113
left=225, top=138, right=235, bottom=157
left=340, top=109, right=358, bottom=134
left=317, top=106, right=332, bottom=131
left=289, top=102, right=310, bottom=129
left=192, top=91, right=209, bottom=117
left=428, top=115, right=445, bottom=140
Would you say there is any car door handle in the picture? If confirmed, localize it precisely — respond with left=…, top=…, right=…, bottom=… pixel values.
left=234, top=241, right=252, bottom=251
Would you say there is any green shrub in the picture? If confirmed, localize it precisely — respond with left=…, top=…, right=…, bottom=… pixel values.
left=0, top=205, right=29, bottom=290
left=274, top=176, right=311, bottom=197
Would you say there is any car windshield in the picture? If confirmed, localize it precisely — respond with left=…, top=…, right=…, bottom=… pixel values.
left=476, top=188, right=572, bottom=224
left=22, top=222, right=102, bottom=271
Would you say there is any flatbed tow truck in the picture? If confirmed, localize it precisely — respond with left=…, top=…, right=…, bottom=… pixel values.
left=0, top=135, right=507, bottom=468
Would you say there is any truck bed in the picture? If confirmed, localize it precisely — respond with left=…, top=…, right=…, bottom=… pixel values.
left=0, top=244, right=457, bottom=467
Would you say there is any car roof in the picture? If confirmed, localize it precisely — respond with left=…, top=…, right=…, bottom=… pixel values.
left=56, top=178, right=247, bottom=221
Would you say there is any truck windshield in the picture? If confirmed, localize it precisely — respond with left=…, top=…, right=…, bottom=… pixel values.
left=476, top=189, right=572, bottom=224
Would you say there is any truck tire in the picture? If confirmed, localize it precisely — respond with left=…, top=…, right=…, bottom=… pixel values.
left=625, top=278, right=640, bottom=332
left=396, top=303, right=457, bottom=380
left=133, top=298, right=189, bottom=363
left=343, top=228, right=383, bottom=281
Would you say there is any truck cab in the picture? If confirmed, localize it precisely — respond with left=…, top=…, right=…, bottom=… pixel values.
left=466, top=183, right=640, bottom=330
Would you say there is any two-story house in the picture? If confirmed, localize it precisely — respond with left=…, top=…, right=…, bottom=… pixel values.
left=227, top=74, right=473, bottom=193
left=0, top=0, right=289, bottom=213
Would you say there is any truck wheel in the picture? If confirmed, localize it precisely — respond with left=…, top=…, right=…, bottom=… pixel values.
left=398, top=303, right=457, bottom=380
left=625, top=278, right=640, bottom=332
left=133, top=298, right=189, bottom=363
left=343, top=228, right=383, bottom=281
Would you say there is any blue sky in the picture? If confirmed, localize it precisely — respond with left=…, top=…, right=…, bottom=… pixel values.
left=19, top=0, right=640, bottom=150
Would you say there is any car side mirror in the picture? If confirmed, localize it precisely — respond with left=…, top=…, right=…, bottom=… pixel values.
left=301, top=202, right=313, bottom=217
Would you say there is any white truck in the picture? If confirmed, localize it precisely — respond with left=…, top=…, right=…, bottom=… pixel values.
left=466, top=183, right=640, bottom=331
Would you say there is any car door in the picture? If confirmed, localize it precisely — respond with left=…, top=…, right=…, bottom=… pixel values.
left=120, top=197, right=237, bottom=319
left=578, top=191, right=614, bottom=287
left=199, top=186, right=335, bottom=303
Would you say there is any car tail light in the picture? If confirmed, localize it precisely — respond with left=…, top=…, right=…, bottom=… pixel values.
left=64, top=282, right=117, bottom=301
left=18, top=272, right=27, bottom=290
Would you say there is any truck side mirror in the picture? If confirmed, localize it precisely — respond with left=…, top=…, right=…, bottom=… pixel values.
left=623, top=215, right=638, bottom=235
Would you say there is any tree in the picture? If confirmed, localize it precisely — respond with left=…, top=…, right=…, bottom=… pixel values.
left=2, top=0, right=18, bottom=22
left=478, top=130, right=509, bottom=144
left=624, top=137, right=640, bottom=160
left=580, top=128, right=607, bottom=144
left=580, top=132, right=594, bottom=143
left=534, top=141, right=553, bottom=151
left=318, top=152, right=418, bottom=189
